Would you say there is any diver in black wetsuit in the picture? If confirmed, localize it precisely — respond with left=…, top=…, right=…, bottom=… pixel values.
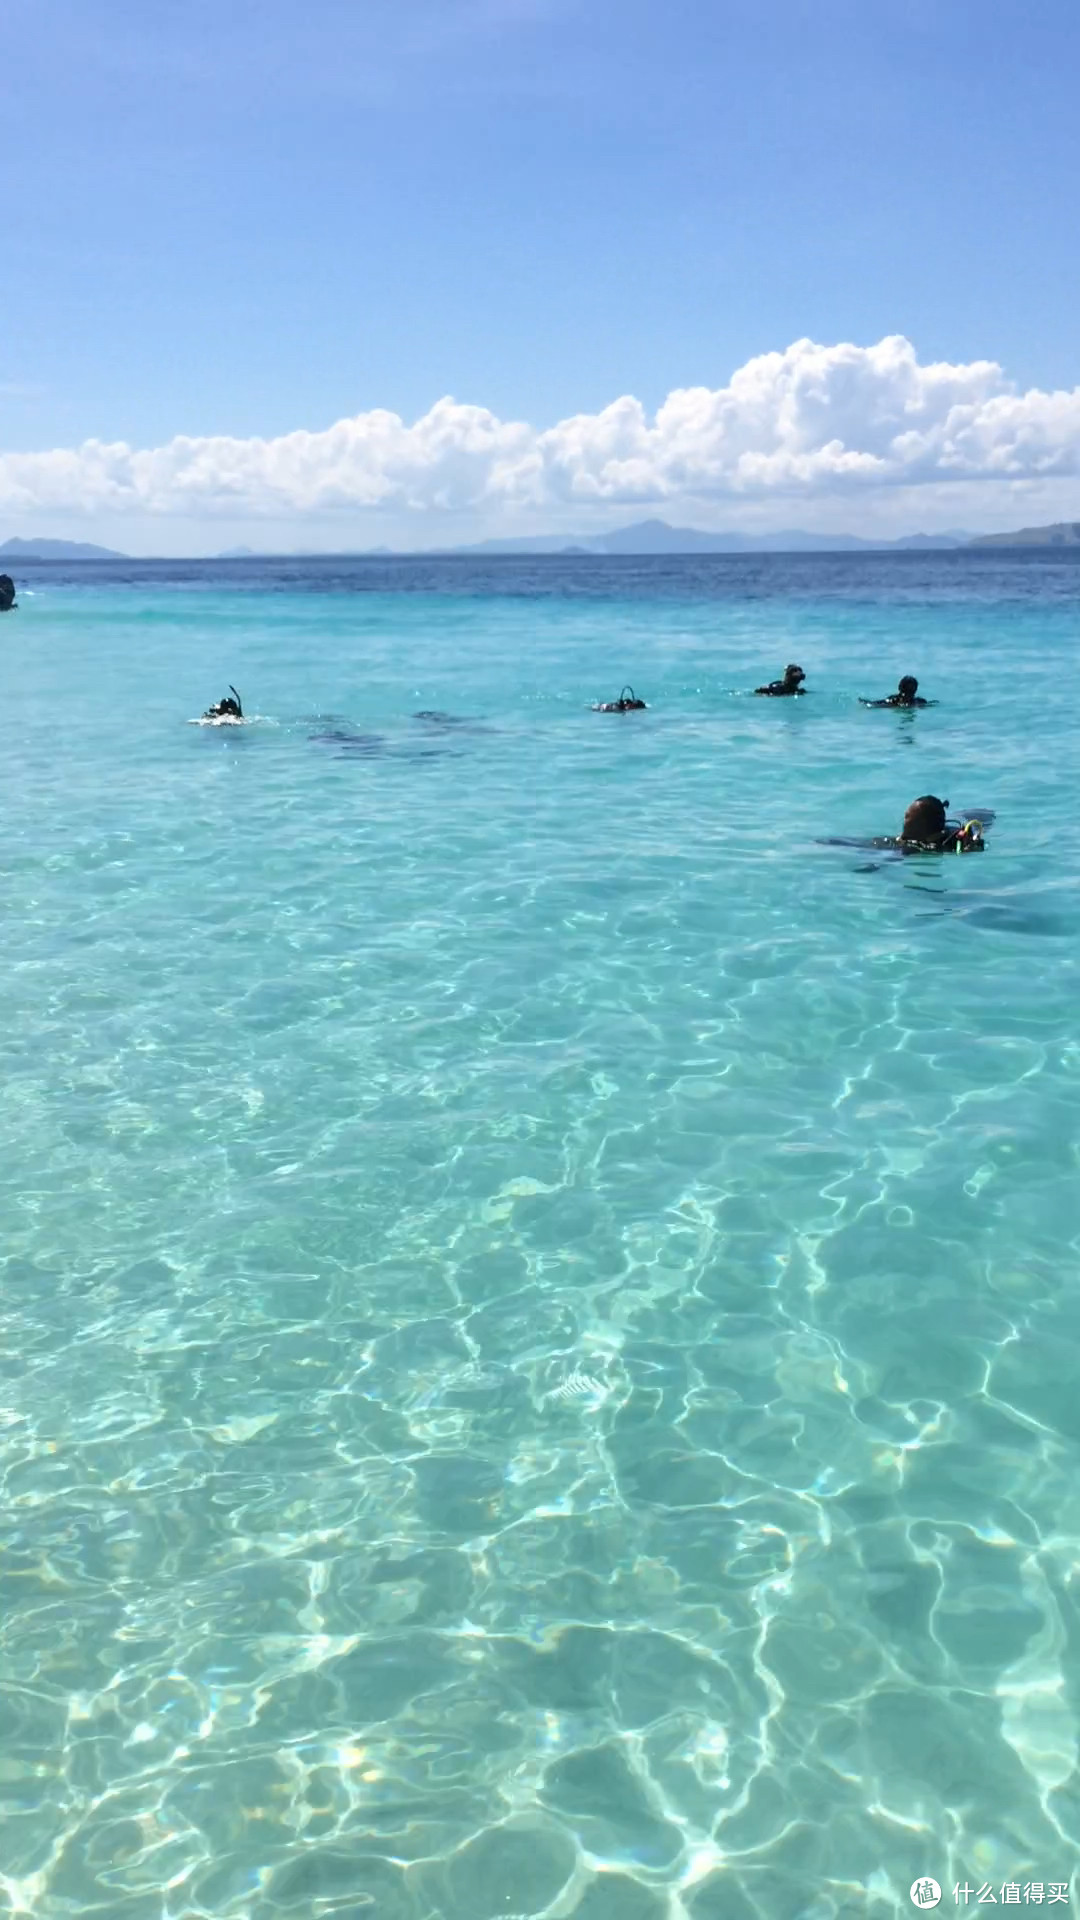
left=203, top=685, right=243, bottom=719
left=0, top=574, right=17, bottom=612
left=755, top=664, right=806, bottom=697
left=884, top=795, right=984, bottom=853
left=861, top=675, right=935, bottom=709
left=820, top=795, right=988, bottom=860
left=593, top=685, right=647, bottom=712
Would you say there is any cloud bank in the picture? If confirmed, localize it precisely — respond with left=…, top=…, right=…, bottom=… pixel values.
left=3, top=336, right=1080, bottom=523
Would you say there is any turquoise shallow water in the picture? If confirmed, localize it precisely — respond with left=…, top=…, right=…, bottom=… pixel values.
left=2, top=553, right=1080, bottom=1919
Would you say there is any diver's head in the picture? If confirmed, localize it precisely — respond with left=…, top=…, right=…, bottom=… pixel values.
left=784, top=664, right=806, bottom=688
left=898, top=675, right=918, bottom=698
left=903, top=794, right=947, bottom=841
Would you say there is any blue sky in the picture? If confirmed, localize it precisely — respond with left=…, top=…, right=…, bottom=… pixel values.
left=3, top=0, right=1080, bottom=551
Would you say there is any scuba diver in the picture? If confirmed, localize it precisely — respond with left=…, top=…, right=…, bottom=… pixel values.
left=593, top=685, right=648, bottom=712
left=894, top=795, right=984, bottom=852
left=820, top=795, right=988, bottom=860
left=203, top=685, right=244, bottom=719
left=0, top=574, right=17, bottom=612
left=860, top=675, right=935, bottom=709
left=755, top=664, right=806, bottom=697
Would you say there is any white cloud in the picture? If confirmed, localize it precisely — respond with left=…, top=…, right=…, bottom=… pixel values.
left=3, top=336, right=1080, bottom=525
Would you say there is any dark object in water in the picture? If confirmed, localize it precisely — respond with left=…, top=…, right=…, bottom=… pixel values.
left=959, top=900, right=1074, bottom=938
left=593, top=685, right=647, bottom=712
left=820, top=801, right=995, bottom=861
left=0, top=574, right=17, bottom=612
left=860, top=674, right=936, bottom=709
left=203, top=684, right=243, bottom=719
left=755, top=664, right=805, bottom=697
left=895, top=794, right=984, bottom=851
left=309, top=725, right=386, bottom=757
left=412, top=710, right=494, bottom=733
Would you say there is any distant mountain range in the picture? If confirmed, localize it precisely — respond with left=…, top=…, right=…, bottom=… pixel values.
left=446, top=518, right=974, bottom=555
left=0, top=536, right=126, bottom=559
left=969, top=520, right=1080, bottom=548
left=4, top=518, right=1080, bottom=560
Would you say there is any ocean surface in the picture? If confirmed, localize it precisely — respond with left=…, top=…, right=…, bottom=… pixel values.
left=2, top=551, right=1079, bottom=1920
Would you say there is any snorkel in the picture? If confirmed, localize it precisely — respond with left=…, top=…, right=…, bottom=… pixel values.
left=954, top=819, right=984, bottom=852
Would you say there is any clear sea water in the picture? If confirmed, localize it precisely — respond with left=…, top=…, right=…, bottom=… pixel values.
left=2, top=552, right=1080, bottom=1920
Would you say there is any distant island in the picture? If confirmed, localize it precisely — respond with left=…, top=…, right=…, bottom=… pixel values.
left=0, top=536, right=126, bottom=559
left=969, top=521, right=1080, bottom=548
left=444, top=518, right=972, bottom=556
left=3, top=517, right=1080, bottom=560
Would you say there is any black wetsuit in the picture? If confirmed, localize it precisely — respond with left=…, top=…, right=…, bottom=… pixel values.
left=822, top=831, right=984, bottom=856
left=860, top=694, right=935, bottom=708
left=755, top=681, right=805, bottom=697
left=822, top=815, right=991, bottom=857
left=891, top=830, right=982, bottom=853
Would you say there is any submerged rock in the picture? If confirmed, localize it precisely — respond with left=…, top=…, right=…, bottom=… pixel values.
left=412, top=710, right=494, bottom=733
left=309, top=725, right=386, bottom=757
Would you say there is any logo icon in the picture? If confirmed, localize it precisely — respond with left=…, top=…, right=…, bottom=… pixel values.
left=910, top=1881, right=942, bottom=1909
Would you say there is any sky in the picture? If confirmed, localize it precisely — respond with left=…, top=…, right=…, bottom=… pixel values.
left=2, top=0, right=1080, bottom=553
